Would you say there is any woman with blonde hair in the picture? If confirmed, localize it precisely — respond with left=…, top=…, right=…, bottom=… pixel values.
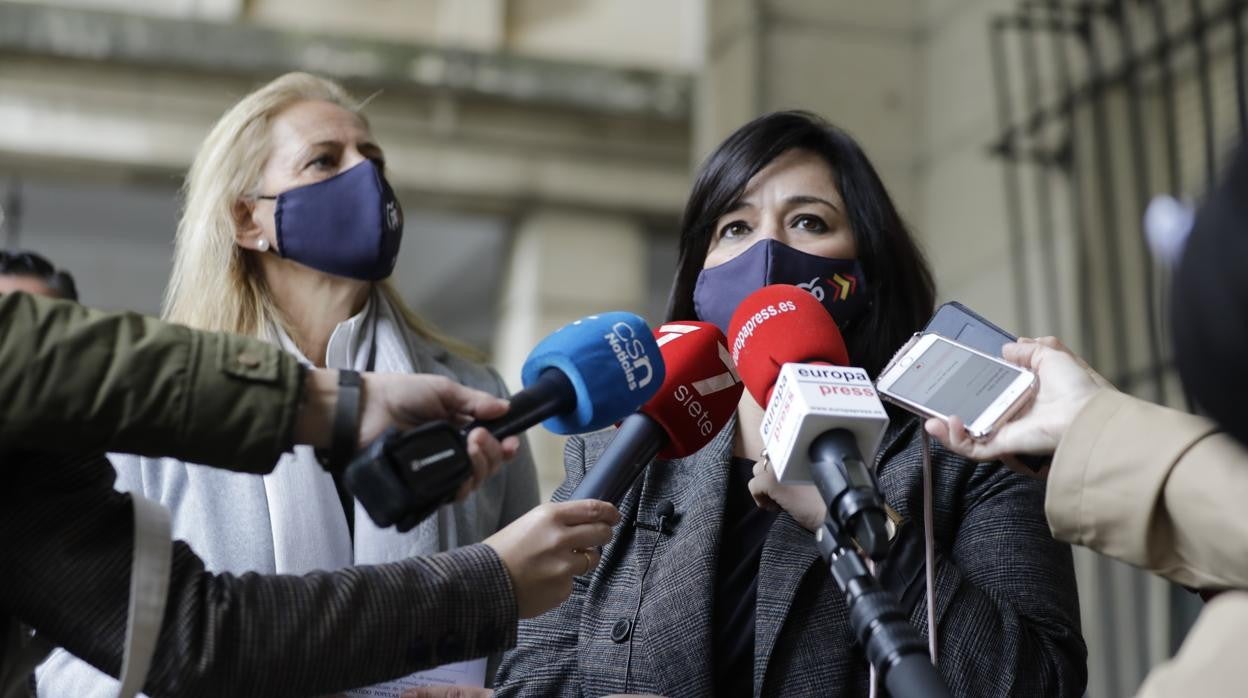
left=38, top=72, right=540, bottom=696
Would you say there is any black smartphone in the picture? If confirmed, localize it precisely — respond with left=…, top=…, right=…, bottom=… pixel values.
left=924, top=301, right=1016, bottom=359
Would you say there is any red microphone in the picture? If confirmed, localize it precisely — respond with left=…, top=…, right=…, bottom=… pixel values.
left=728, top=284, right=891, bottom=560
left=727, top=284, right=849, bottom=406
left=569, top=321, right=744, bottom=504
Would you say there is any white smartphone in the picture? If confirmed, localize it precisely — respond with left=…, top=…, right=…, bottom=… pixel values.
left=876, top=333, right=1036, bottom=439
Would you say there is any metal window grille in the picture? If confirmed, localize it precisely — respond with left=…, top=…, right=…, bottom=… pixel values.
left=989, top=1, right=1244, bottom=694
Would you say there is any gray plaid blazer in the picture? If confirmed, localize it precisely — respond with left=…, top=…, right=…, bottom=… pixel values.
left=494, top=416, right=1087, bottom=697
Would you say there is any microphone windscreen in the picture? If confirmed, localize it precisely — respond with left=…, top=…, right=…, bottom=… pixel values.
left=522, top=312, right=665, bottom=434
left=727, top=284, right=849, bottom=405
left=646, top=322, right=744, bottom=458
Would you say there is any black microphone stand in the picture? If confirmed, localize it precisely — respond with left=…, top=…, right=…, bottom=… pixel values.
left=809, top=430, right=952, bottom=698
left=814, top=516, right=951, bottom=698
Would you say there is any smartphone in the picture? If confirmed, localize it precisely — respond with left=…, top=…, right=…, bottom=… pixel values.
left=876, top=333, right=1036, bottom=439
left=924, top=301, right=1016, bottom=358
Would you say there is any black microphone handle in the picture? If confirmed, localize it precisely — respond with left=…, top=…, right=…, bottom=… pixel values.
left=348, top=369, right=575, bottom=532
left=568, top=412, right=667, bottom=503
left=885, top=655, right=950, bottom=698
left=809, top=428, right=891, bottom=561
left=819, top=524, right=952, bottom=698
left=470, top=368, right=577, bottom=440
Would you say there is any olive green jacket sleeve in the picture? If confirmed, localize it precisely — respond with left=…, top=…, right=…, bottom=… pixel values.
left=1046, top=389, right=1248, bottom=589
left=0, top=292, right=304, bottom=472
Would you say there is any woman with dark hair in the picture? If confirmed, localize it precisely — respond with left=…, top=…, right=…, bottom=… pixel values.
left=493, top=111, right=1086, bottom=697
left=667, top=112, right=933, bottom=379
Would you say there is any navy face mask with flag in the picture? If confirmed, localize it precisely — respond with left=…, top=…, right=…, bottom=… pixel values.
left=260, top=159, right=404, bottom=281
left=693, top=238, right=870, bottom=334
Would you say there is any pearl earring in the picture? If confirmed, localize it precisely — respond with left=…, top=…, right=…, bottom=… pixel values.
left=257, top=238, right=269, bottom=252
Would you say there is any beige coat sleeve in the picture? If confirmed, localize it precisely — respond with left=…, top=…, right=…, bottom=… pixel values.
left=1046, top=390, right=1248, bottom=589
left=1135, top=591, right=1248, bottom=697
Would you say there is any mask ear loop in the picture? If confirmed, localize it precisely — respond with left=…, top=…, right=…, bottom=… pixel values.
left=920, top=429, right=939, bottom=665
left=252, top=193, right=283, bottom=257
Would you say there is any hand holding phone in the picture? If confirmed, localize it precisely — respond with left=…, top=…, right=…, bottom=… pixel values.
left=923, top=336, right=1110, bottom=464
left=877, top=333, right=1037, bottom=440
left=919, top=301, right=1051, bottom=473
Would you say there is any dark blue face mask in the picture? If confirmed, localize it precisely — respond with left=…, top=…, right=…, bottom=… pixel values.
left=260, top=159, right=403, bottom=281
left=692, top=238, right=870, bottom=334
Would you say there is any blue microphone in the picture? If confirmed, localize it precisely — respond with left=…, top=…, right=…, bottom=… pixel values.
left=346, top=312, right=664, bottom=530
left=515, top=311, right=665, bottom=434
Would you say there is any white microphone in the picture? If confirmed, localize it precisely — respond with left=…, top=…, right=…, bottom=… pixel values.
left=760, top=364, right=889, bottom=484
left=759, top=364, right=892, bottom=559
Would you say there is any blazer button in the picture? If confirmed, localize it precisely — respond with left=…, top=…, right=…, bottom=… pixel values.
left=610, top=618, right=632, bottom=643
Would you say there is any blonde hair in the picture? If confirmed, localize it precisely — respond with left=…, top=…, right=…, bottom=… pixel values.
left=164, top=72, right=481, bottom=360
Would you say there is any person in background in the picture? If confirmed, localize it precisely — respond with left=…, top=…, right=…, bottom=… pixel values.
left=0, top=250, right=77, bottom=300
left=37, top=72, right=539, bottom=696
left=494, top=111, right=1086, bottom=697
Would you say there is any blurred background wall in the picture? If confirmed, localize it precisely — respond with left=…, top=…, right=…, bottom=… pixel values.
left=1, top=1, right=1240, bottom=694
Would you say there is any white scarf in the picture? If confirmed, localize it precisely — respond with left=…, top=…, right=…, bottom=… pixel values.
left=263, top=292, right=486, bottom=695
left=263, top=290, right=446, bottom=574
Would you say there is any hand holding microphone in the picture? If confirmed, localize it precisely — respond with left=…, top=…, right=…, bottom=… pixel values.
left=296, top=371, right=522, bottom=500
left=354, top=373, right=522, bottom=499
left=347, top=312, right=665, bottom=531
left=484, top=499, right=621, bottom=618
left=747, top=457, right=826, bottom=532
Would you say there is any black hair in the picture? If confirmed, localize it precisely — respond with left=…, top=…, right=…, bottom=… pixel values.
left=666, top=110, right=935, bottom=378
left=1173, top=143, right=1248, bottom=447
left=0, top=249, right=79, bottom=301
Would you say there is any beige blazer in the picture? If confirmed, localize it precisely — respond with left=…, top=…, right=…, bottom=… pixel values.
left=1048, top=390, right=1248, bottom=696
